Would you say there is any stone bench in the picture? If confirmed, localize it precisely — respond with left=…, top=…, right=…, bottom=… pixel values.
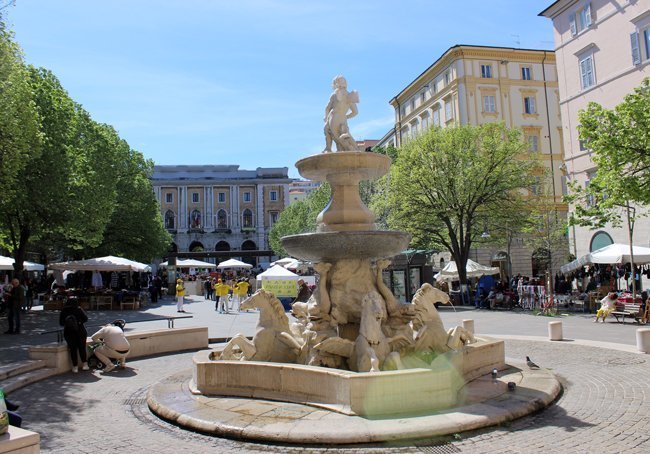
left=29, top=326, right=209, bottom=374
left=0, top=426, right=40, bottom=454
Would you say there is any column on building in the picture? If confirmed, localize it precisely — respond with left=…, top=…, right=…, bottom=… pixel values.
left=256, top=184, right=265, bottom=250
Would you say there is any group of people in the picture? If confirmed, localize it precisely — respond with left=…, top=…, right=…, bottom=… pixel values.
left=58, top=298, right=131, bottom=374
left=208, top=277, right=250, bottom=313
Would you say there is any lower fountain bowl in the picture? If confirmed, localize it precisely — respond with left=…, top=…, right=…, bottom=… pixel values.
left=281, top=230, right=411, bottom=262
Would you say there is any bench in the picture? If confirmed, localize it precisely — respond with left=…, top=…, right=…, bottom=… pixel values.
left=611, top=304, right=643, bottom=324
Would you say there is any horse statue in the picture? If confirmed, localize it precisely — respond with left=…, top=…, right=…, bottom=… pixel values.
left=314, top=291, right=412, bottom=372
left=218, top=289, right=303, bottom=363
left=411, top=283, right=475, bottom=353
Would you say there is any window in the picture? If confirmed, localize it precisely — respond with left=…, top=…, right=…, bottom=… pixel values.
left=190, top=209, right=201, bottom=229
left=579, top=54, right=595, bottom=89
left=411, top=120, right=419, bottom=137
left=410, top=99, right=415, bottom=112
left=164, top=210, right=175, bottom=229
left=432, top=109, right=440, bottom=127
left=165, top=193, right=173, bottom=204
left=631, top=32, right=642, bottom=65
left=217, top=209, right=228, bottom=229
left=421, top=91, right=426, bottom=103
left=646, top=29, right=650, bottom=59
left=270, top=212, right=279, bottom=226
left=243, top=192, right=251, bottom=202
left=444, top=72, right=450, bottom=85
left=269, top=190, right=278, bottom=201
left=242, top=209, right=253, bottom=228
left=570, top=3, right=592, bottom=36
left=480, top=64, right=492, bottom=78
left=483, top=95, right=496, bottom=113
left=445, top=100, right=453, bottom=121
left=531, top=177, right=541, bottom=196
left=192, top=192, right=199, bottom=203
left=218, top=192, right=226, bottom=203
left=527, top=134, right=539, bottom=152
left=524, top=96, right=537, bottom=114
left=521, top=67, right=531, bottom=80
left=421, top=113, right=430, bottom=130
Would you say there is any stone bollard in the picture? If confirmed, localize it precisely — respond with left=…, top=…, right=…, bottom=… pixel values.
left=548, top=321, right=563, bottom=341
left=636, top=328, right=650, bottom=353
left=462, top=319, right=475, bottom=335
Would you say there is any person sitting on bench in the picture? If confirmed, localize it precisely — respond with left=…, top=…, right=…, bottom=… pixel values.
left=594, top=292, right=618, bottom=323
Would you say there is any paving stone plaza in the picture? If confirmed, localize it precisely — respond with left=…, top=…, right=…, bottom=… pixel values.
left=3, top=295, right=649, bottom=453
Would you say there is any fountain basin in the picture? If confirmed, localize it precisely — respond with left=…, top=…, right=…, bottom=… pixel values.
left=191, top=337, right=505, bottom=417
left=296, top=152, right=391, bottom=182
left=282, top=230, right=411, bottom=262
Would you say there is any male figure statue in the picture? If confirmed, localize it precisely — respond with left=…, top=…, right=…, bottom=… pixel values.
left=323, top=75, right=359, bottom=152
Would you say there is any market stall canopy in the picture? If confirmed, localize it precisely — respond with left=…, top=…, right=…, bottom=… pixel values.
left=217, top=259, right=253, bottom=269
left=159, top=258, right=216, bottom=268
left=48, top=255, right=151, bottom=272
left=270, top=257, right=295, bottom=267
left=256, top=264, right=301, bottom=280
left=434, top=259, right=500, bottom=282
left=560, top=243, right=650, bottom=274
left=0, top=255, right=45, bottom=271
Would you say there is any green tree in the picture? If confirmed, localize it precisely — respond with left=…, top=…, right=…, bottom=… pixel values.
left=382, top=123, right=539, bottom=286
left=268, top=183, right=331, bottom=256
left=566, top=78, right=650, bottom=298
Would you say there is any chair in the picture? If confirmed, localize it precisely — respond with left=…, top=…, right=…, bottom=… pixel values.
left=95, top=296, right=113, bottom=311
left=120, top=296, right=139, bottom=311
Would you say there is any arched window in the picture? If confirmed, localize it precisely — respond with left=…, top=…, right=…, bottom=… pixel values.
left=215, top=241, right=230, bottom=251
left=439, top=258, right=445, bottom=269
left=242, top=209, right=253, bottom=228
left=532, top=248, right=550, bottom=278
left=190, top=210, right=201, bottom=229
left=217, top=209, right=228, bottom=229
left=241, top=240, right=257, bottom=267
left=590, top=231, right=614, bottom=252
left=189, top=241, right=204, bottom=252
left=164, top=210, right=175, bottom=229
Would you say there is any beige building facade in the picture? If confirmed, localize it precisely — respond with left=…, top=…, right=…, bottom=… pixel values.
left=151, top=165, right=292, bottom=266
left=378, top=45, right=567, bottom=279
left=541, top=0, right=650, bottom=258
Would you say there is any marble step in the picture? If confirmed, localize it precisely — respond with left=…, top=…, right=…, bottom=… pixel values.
left=0, top=360, right=48, bottom=381
left=1, top=366, right=58, bottom=394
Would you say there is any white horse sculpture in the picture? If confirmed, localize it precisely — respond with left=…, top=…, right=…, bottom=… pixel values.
left=218, top=289, right=303, bottom=362
left=411, top=283, right=475, bottom=353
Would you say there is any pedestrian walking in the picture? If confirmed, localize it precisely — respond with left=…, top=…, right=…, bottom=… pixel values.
left=4, top=279, right=24, bottom=335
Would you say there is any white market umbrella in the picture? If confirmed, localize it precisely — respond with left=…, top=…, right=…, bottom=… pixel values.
left=0, top=255, right=45, bottom=271
left=160, top=258, right=216, bottom=268
left=435, top=259, right=500, bottom=282
left=271, top=257, right=295, bottom=267
left=48, top=255, right=151, bottom=272
left=256, top=264, right=301, bottom=280
left=560, top=243, right=650, bottom=274
left=217, top=258, right=253, bottom=269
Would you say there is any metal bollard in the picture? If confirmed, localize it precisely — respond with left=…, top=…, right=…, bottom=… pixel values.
left=548, top=321, right=563, bottom=341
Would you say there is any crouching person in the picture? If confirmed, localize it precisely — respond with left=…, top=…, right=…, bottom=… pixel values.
left=91, top=320, right=130, bottom=373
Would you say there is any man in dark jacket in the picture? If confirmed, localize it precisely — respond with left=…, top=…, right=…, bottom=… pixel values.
left=5, top=278, right=24, bottom=334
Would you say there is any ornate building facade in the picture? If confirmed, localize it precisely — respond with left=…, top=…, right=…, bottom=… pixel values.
left=151, top=165, right=292, bottom=266
left=377, top=44, right=567, bottom=279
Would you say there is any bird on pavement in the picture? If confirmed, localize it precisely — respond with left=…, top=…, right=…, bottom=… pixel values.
left=526, top=356, right=540, bottom=369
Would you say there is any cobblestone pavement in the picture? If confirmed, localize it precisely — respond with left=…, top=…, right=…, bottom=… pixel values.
left=9, top=338, right=650, bottom=453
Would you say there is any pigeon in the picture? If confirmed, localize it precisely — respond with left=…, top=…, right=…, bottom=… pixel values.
left=526, top=356, right=540, bottom=369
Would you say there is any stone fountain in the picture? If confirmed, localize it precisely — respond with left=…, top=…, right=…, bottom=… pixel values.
left=148, top=76, right=561, bottom=444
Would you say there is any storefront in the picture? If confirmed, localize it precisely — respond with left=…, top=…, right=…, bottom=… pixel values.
left=381, top=251, right=435, bottom=303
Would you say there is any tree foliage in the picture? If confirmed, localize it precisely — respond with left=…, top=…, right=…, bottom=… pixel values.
left=268, top=183, right=331, bottom=256
left=566, top=78, right=650, bottom=229
left=380, top=123, right=540, bottom=284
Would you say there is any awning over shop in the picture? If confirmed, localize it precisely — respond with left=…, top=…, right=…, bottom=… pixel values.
left=560, top=243, right=650, bottom=274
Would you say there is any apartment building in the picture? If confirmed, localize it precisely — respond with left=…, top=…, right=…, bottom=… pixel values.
left=540, top=0, right=650, bottom=257
left=151, top=165, right=291, bottom=265
left=378, top=44, right=566, bottom=278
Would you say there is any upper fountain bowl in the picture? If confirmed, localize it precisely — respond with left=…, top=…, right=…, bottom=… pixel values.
left=296, top=152, right=391, bottom=183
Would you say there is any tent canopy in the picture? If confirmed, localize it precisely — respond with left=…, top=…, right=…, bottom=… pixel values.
left=256, top=264, right=300, bottom=280
left=560, top=243, right=650, bottom=274
left=160, top=258, right=216, bottom=268
left=0, top=255, right=45, bottom=271
left=217, top=259, right=252, bottom=269
left=435, top=259, right=500, bottom=282
left=270, top=257, right=295, bottom=267
left=48, top=255, right=150, bottom=272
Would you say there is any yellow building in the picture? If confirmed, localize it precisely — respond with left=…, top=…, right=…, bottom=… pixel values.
left=378, top=45, right=567, bottom=278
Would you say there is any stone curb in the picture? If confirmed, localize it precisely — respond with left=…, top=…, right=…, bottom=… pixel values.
left=147, top=361, right=561, bottom=445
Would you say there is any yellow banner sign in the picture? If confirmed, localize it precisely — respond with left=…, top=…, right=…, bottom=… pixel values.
left=261, top=279, right=298, bottom=297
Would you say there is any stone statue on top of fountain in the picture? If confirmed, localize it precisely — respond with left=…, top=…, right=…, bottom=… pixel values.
left=322, top=75, right=359, bottom=153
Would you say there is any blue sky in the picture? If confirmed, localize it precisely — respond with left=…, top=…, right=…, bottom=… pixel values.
left=5, top=0, right=555, bottom=178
